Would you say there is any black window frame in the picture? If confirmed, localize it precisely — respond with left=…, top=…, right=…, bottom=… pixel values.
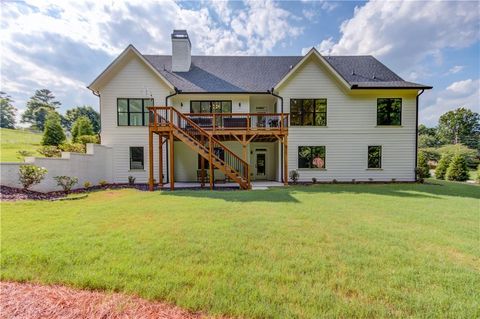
left=190, top=100, right=232, bottom=114
left=377, top=98, right=402, bottom=126
left=129, top=146, right=145, bottom=170
left=117, top=98, right=154, bottom=126
left=290, top=99, right=327, bottom=126
left=367, top=145, right=382, bottom=169
left=297, top=146, right=326, bottom=169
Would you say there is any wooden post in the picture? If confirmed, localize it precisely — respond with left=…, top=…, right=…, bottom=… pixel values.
left=242, top=135, right=247, bottom=161
left=209, top=138, right=214, bottom=190
left=283, top=136, right=288, bottom=185
left=148, top=130, right=154, bottom=191
left=200, top=136, right=205, bottom=188
left=169, top=131, right=174, bottom=191
left=158, top=134, right=163, bottom=188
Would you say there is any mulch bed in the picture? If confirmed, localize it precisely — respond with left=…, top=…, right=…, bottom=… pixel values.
left=0, top=281, right=209, bottom=319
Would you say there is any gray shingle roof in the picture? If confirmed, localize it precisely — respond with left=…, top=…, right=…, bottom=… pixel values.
left=143, top=54, right=431, bottom=92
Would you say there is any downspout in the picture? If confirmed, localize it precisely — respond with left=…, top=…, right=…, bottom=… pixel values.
left=270, top=88, right=285, bottom=182
left=415, top=89, right=425, bottom=182
left=164, top=88, right=179, bottom=184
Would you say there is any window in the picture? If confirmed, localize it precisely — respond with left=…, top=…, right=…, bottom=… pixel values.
left=377, top=98, right=401, bottom=126
left=117, top=98, right=153, bottom=126
left=130, top=147, right=144, bottom=170
left=190, top=101, right=232, bottom=113
left=290, top=99, right=327, bottom=126
left=298, top=146, right=326, bottom=169
left=197, top=147, right=225, bottom=169
left=368, top=146, right=382, bottom=169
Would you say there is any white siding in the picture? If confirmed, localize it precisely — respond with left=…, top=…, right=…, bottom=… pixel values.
left=278, top=55, right=418, bottom=182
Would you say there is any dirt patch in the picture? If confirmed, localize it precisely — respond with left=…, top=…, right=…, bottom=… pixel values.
left=0, top=281, right=215, bottom=319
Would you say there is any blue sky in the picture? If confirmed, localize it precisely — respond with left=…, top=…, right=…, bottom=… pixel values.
left=1, top=0, right=479, bottom=126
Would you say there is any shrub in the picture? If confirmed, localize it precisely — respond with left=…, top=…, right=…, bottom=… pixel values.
left=417, top=151, right=431, bottom=179
left=77, top=134, right=100, bottom=145
left=419, top=147, right=441, bottom=162
left=53, top=176, right=78, bottom=194
left=18, top=165, right=47, bottom=189
left=128, top=176, right=136, bottom=185
left=289, top=170, right=299, bottom=184
left=99, top=180, right=108, bottom=187
left=71, top=116, right=94, bottom=142
left=476, top=165, right=480, bottom=184
left=16, top=150, right=33, bottom=161
left=446, top=154, right=469, bottom=181
left=437, top=144, right=478, bottom=168
left=42, top=112, right=66, bottom=146
left=333, top=179, right=338, bottom=183
left=38, top=145, right=61, bottom=157
left=83, top=181, right=92, bottom=188
left=59, top=143, right=86, bottom=153
left=435, top=154, right=452, bottom=180
left=311, top=177, right=317, bottom=184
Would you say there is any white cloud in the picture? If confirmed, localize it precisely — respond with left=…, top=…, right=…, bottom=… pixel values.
left=446, top=65, right=464, bottom=75
left=302, top=1, right=479, bottom=79
left=0, top=0, right=303, bottom=113
left=421, top=79, right=480, bottom=125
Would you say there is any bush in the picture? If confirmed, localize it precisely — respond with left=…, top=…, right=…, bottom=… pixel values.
left=16, top=150, right=33, bottom=162
left=37, top=145, right=61, bottom=158
left=289, top=170, right=299, bottom=184
left=99, top=180, right=108, bottom=187
left=42, top=112, right=66, bottom=146
left=77, top=134, right=100, bottom=145
left=446, top=154, right=469, bottom=181
left=476, top=165, right=480, bottom=184
left=128, top=176, right=136, bottom=185
left=419, top=147, right=441, bottom=162
left=71, top=116, right=94, bottom=142
left=53, top=176, right=78, bottom=194
left=435, top=154, right=452, bottom=180
left=59, top=143, right=86, bottom=153
left=437, top=144, right=478, bottom=168
left=83, top=181, right=92, bottom=188
left=417, top=151, right=431, bottom=179
left=311, top=177, right=317, bottom=184
left=18, top=165, right=47, bottom=189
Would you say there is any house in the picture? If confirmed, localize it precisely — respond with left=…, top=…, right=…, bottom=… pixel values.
left=87, top=30, right=432, bottom=190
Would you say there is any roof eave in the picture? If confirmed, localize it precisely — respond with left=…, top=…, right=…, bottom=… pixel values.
left=350, top=84, right=433, bottom=90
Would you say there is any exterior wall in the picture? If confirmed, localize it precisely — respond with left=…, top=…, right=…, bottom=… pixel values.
left=0, top=144, right=113, bottom=192
left=277, top=55, right=418, bottom=182
left=169, top=94, right=251, bottom=113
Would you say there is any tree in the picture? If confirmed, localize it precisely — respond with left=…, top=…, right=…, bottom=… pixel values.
left=21, top=89, right=61, bottom=131
left=42, top=112, right=66, bottom=146
left=435, top=154, right=452, bottom=180
left=417, top=151, right=430, bottom=179
left=0, top=92, right=17, bottom=128
left=445, top=154, right=469, bottom=181
left=71, top=116, right=94, bottom=142
left=437, top=108, right=480, bottom=149
left=418, top=124, right=437, bottom=137
left=65, top=106, right=100, bottom=133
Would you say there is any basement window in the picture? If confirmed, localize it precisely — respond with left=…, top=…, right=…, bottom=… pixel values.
left=368, top=146, right=382, bottom=169
left=130, top=147, right=144, bottom=170
left=117, top=98, right=154, bottom=126
left=298, top=146, right=326, bottom=169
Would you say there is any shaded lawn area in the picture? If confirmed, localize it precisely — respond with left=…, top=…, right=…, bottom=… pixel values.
left=1, top=181, right=479, bottom=318
left=0, top=128, right=42, bottom=162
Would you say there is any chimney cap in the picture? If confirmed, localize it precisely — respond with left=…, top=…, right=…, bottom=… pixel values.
left=171, top=30, right=191, bottom=45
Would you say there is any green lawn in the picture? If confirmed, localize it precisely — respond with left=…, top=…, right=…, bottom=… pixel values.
left=1, top=181, right=479, bottom=318
left=0, top=128, right=43, bottom=162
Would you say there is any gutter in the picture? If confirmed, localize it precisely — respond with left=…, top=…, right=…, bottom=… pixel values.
left=269, top=88, right=285, bottom=182
left=164, top=88, right=179, bottom=183
left=415, top=89, right=425, bottom=182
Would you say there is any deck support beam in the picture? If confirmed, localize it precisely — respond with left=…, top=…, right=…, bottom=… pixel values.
left=158, top=134, right=163, bottom=188
left=283, top=136, right=288, bottom=186
left=209, top=138, right=214, bottom=190
left=169, top=131, right=174, bottom=191
left=148, top=130, right=154, bottom=191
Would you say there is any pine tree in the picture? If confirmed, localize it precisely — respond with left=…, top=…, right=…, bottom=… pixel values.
left=42, top=112, right=66, bottom=146
left=22, top=89, right=60, bottom=131
left=0, top=92, right=17, bottom=128
left=435, top=154, right=452, bottom=180
left=71, top=116, right=94, bottom=142
left=417, top=151, right=430, bottom=179
left=445, top=154, right=469, bottom=181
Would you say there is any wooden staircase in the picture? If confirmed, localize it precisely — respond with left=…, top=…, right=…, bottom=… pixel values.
left=151, top=107, right=250, bottom=190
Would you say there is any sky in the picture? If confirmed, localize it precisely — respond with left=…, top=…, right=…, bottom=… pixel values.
left=1, top=0, right=479, bottom=127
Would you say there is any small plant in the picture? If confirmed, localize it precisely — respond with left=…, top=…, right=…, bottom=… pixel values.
left=332, top=179, right=337, bottom=184
left=289, top=170, right=299, bottom=184
left=99, top=180, right=108, bottom=187
left=53, top=176, right=79, bottom=194
left=16, top=150, right=33, bottom=162
left=352, top=179, right=356, bottom=184
left=18, top=165, right=47, bottom=190
left=311, top=177, right=317, bottom=184
left=391, top=178, right=396, bottom=183
left=128, top=175, right=136, bottom=185
left=83, top=181, right=92, bottom=188
left=445, top=154, right=469, bottom=181
left=435, top=154, right=452, bottom=180
left=368, top=178, right=373, bottom=182
left=38, top=145, right=61, bottom=157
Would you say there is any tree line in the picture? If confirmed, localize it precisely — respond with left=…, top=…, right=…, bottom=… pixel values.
left=0, top=89, right=100, bottom=133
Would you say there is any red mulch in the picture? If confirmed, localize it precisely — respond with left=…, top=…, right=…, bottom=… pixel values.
left=0, top=281, right=211, bottom=319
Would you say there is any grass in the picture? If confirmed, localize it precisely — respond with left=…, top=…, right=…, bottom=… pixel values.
left=0, top=128, right=42, bottom=162
left=1, top=181, right=479, bottom=318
